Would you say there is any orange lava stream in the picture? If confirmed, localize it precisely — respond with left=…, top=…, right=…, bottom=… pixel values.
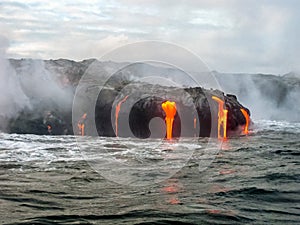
left=194, top=117, right=197, bottom=137
left=115, top=95, right=128, bottom=137
left=47, top=125, right=52, bottom=134
left=212, top=96, right=228, bottom=139
left=223, top=109, right=228, bottom=139
left=240, top=108, right=250, bottom=135
left=78, top=113, right=87, bottom=136
left=162, top=101, right=177, bottom=140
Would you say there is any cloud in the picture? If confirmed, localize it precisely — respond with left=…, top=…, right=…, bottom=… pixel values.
left=0, top=0, right=299, bottom=73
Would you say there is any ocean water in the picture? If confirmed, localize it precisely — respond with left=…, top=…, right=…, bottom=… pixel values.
left=0, top=120, right=299, bottom=224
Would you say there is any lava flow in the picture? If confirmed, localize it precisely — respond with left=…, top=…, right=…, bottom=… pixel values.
left=212, top=96, right=228, bottom=139
left=47, top=125, right=52, bottom=134
left=194, top=116, right=197, bottom=137
left=240, top=108, right=250, bottom=135
left=115, top=95, right=128, bottom=137
left=78, top=113, right=87, bottom=136
left=162, top=101, right=177, bottom=140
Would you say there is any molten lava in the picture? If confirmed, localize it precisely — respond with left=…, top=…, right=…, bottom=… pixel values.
left=78, top=113, right=87, bottom=136
left=194, top=116, right=197, bottom=137
left=115, top=95, right=128, bottom=137
left=212, top=96, right=228, bottom=139
left=162, top=101, right=177, bottom=140
left=47, top=125, right=52, bottom=134
left=223, top=109, right=228, bottom=138
left=240, top=108, right=250, bottom=135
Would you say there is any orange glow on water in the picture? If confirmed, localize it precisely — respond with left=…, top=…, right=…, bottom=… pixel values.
left=169, top=198, right=180, bottom=205
left=78, top=113, right=87, bottom=136
left=240, top=108, right=250, bottom=135
left=162, top=101, right=177, bottom=140
left=212, top=96, right=228, bottom=139
left=115, top=95, right=128, bottom=137
left=162, top=179, right=180, bottom=205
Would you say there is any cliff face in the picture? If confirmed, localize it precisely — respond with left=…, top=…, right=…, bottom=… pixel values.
left=3, top=59, right=256, bottom=137
left=90, top=84, right=250, bottom=138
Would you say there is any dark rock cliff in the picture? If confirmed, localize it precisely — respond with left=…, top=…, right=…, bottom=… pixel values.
left=5, top=59, right=253, bottom=137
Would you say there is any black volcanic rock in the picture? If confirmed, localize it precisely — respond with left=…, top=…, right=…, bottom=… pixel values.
left=90, top=82, right=250, bottom=138
left=3, top=58, right=255, bottom=137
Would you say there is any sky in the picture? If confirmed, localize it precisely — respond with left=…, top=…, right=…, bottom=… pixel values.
left=0, top=0, right=299, bottom=74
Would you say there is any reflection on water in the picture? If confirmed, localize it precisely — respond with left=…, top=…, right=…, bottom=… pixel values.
left=162, top=178, right=181, bottom=205
left=0, top=120, right=299, bottom=224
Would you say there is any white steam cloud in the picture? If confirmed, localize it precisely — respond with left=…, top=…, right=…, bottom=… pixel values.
left=0, top=36, right=30, bottom=129
left=216, top=72, right=300, bottom=122
left=0, top=35, right=73, bottom=131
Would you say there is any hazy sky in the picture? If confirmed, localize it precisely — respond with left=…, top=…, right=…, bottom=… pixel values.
left=0, top=0, right=299, bottom=74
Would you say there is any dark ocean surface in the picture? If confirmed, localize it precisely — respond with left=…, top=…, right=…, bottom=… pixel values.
left=0, top=120, right=299, bottom=224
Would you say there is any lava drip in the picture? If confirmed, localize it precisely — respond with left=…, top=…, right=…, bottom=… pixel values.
left=240, top=108, right=250, bottom=135
left=212, top=96, right=228, bottom=139
left=47, top=125, right=52, bottom=134
left=115, top=95, right=128, bottom=137
left=194, top=117, right=197, bottom=137
left=78, top=113, right=87, bottom=136
left=162, top=101, right=177, bottom=140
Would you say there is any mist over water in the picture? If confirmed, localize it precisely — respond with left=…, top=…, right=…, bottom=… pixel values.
left=0, top=36, right=73, bottom=131
left=13, top=58, right=74, bottom=113
left=215, top=72, right=300, bottom=122
left=0, top=36, right=30, bottom=129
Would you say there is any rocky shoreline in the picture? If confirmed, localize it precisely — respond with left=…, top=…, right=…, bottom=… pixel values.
left=4, top=58, right=252, bottom=138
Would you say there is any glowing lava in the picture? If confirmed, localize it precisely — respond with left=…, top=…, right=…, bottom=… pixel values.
left=78, top=113, right=87, bottom=136
left=194, top=116, right=197, bottom=137
left=240, top=108, right=250, bottom=135
left=47, top=125, right=52, bottom=134
left=115, top=95, right=128, bottom=137
left=162, top=101, right=177, bottom=140
left=212, top=96, right=228, bottom=139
